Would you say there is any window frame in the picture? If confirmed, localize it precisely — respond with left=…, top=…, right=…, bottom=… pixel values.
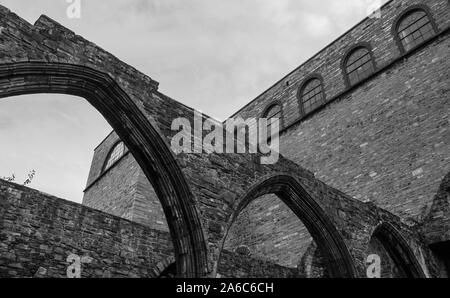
left=297, top=73, right=326, bottom=117
left=102, top=141, right=126, bottom=172
left=261, top=102, right=283, bottom=139
left=341, top=42, right=377, bottom=88
left=392, top=4, right=438, bottom=54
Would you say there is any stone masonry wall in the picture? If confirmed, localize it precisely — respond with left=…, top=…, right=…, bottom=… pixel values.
left=225, top=0, right=450, bottom=271
left=280, top=33, right=450, bottom=220
left=224, top=194, right=312, bottom=268
left=231, top=0, right=450, bottom=125
left=78, top=0, right=450, bottom=274
left=1, top=179, right=303, bottom=278
left=83, top=131, right=168, bottom=232
left=133, top=170, right=169, bottom=232
left=83, top=131, right=135, bottom=221
left=420, top=171, right=450, bottom=245
left=217, top=250, right=301, bottom=278
left=232, top=0, right=450, bottom=220
left=368, top=236, right=406, bottom=278
left=83, top=151, right=139, bottom=222
left=0, top=0, right=443, bottom=277
left=298, top=242, right=329, bottom=278
left=0, top=180, right=173, bottom=278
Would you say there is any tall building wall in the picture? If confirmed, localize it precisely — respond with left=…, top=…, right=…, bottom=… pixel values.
left=228, top=0, right=450, bottom=265
left=83, top=132, right=168, bottom=232
left=280, top=35, right=450, bottom=219
left=82, top=0, right=450, bottom=269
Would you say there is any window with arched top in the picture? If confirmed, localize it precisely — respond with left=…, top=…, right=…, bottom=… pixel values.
left=344, top=46, right=376, bottom=86
left=263, top=103, right=282, bottom=139
left=396, top=8, right=436, bottom=53
left=103, top=141, right=126, bottom=172
left=299, top=76, right=325, bottom=116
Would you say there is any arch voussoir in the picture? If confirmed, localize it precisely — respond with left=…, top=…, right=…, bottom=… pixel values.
left=0, top=61, right=208, bottom=278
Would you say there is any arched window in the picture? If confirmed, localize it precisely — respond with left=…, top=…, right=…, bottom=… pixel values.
left=396, top=8, right=436, bottom=52
left=103, top=141, right=125, bottom=171
left=263, top=103, right=282, bottom=139
left=344, top=46, right=376, bottom=86
left=299, top=76, right=325, bottom=115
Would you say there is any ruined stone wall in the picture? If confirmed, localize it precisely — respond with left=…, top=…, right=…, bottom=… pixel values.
left=217, top=250, right=301, bottom=278
left=421, top=171, right=450, bottom=245
left=133, top=170, right=169, bottom=232
left=80, top=0, right=450, bottom=274
left=368, top=236, right=406, bottom=278
left=0, top=180, right=173, bottom=278
left=298, top=242, right=329, bottom=278
left=1, top=179, right=305, bottom=278
left=0, top=0, right=442, bottom=277
left=224, top=194, right=312, bottom=268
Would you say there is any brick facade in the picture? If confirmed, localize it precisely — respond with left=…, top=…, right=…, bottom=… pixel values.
left=228, top=0, right=450, bottom=270
left=0, top=180, right=173, bottom=278
left=2, top=180, right=296, bottom=278
left=80, top=0, right=450, bottom=275
left=223, top=194, right=313, bottom=268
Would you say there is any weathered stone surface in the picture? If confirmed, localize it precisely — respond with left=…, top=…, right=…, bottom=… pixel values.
left=0, top=0, right=448, bottom=278
left=0, top=180, right=173, bottom=278
left=217, top=250, right=301, bottom=278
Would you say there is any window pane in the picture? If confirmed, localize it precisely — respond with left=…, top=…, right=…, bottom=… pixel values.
left=398, top=10, right=435, bottom=51
left=302, top=78, right=324, bottom=114
left=264, top=104, right=282, bottom=138
left=265, top=105, right=281, bottom=120
left=346, top=48, right=375, bottom=86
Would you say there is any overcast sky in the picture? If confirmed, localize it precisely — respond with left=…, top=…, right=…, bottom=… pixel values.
left=0, top=0, right=387, bottom=203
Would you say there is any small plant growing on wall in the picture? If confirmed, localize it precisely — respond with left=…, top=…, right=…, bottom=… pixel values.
left=1, top=170, right=36, bottom=186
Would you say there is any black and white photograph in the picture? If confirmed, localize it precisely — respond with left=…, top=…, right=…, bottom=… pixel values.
left=0, top=0, right=449, bottom=289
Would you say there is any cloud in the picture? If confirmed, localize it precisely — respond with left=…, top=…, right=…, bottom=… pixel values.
left=300, top=12, right=333, bottom=38
left=0, top=114, right=13, bottom=129
left=0, top=0, right=390, bottom=203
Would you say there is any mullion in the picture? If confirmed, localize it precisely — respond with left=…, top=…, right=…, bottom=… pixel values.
left=348, top=58, right=372, bottom=78
left=400, top=21, right=432, bottom=42
left=348, top=52, right=370, bottom=70
left=399, top=14, right=427, bottom=32
left=303, top=85, right=322, bottom=101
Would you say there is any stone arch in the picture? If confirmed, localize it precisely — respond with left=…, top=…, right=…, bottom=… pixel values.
left=0, top=61, right=208, bottom=277
left=218, top=174, right=357, bottom=278
left=370, top=222, right=426, bottom=278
